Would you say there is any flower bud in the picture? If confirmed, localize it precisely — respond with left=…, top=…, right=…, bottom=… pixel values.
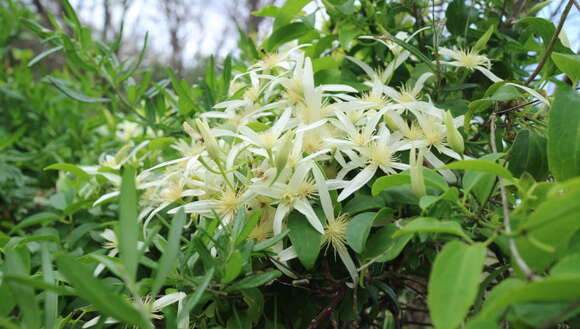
left=410, top=148, right=426, bottom=198
left=444, top=111, right=464, bottom=154
left=275, top=131, right=294, bottom=173
left=195, top=118, right=221, bottom=163
left=383, top=112, right=404, bottom=132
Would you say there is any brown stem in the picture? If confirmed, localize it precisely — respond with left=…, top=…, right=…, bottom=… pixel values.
left=306, top=286, right=347, bottom=329
left=524, top=0, right=575, bottom=86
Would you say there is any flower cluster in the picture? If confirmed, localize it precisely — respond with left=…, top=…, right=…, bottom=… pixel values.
left=90, top=37, right=548, bottom=281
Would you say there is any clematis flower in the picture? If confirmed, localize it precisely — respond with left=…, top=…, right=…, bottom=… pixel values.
left=438, top=47, right=503, bottom=82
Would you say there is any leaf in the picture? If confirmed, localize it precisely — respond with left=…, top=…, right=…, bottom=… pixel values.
left=9, top=212, right=61, bottom=234
left=395, top=217, right=470, bottom=242
left=178, top=268, right=215, bottom=324
left=266, top=22, right=311, bottom=51
left=222, top=251, right=244, bottom=284
left=516, top=184, right=580, bottom=271
left=548, top=87, right=580, bottom=181
left=55, top=252, right=148, bottom=328
left=44, top=163, right=90, bottom=180
left=343, top=195, right=384, bottom=215
left=151, top=208, right=186, bottom=297
left=253, top=229, right=289, bottom=252
left=5, top=247, right=41, bottom=329
left=227, top=270, right=282, bottom=291
left=478, top=275, right=580, bottom=320
left=118, top=166, right=139, bottom=281
left=428, top=241, right=486, bottom=329
left=362, top=224, right=412, bottom=262
left=28, top=45, right=63, bottom=67
left=287, top=211, right=321, bottom=270
left=384, top=36, right=436, bottom=72
left=551, top=52, right=580, bottom=83
left=473, top=24, right=494, bottom=51
left=346, top=212, right=376, bottom=253
left=464, top=319, right=501, bottom=329
left=371, top=169, right=448, bottom=196
left=508, top=129, right=549, bottom=180
left=445, top=0, right=478, bottom=35
left=442, top=159, right=513, bottom=180
left=46, top=77, right=110, bottom=103
left=463, top=153, right=503, bottom=204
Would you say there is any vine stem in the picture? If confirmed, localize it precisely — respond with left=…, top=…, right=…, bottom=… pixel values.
left=524, top=0, right=575, bottom=86
left=306, top=286, right=347, bottom=329
left=490, top=112, right=537, bottom=281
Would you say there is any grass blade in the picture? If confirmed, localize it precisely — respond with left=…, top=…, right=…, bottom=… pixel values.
left=118, top=166, right=139, bottom=282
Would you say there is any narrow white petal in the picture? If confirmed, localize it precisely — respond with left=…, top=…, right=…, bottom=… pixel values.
left=476, top=67, right=504, bottom=83
left=273, top=203, right=291, bottom=235
left=153, top=292, right=187, bottom=310
left=337, top=165, right=377, bottom=202
left=294, top=198, right=324, bottom=234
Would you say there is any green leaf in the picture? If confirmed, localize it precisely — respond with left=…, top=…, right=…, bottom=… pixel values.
left=517, top=183, right=580, bottom=271
left=478, top=275, right=580, bottom=320
left=362, top=224, right=412, bottom=262
left=343, top=195, right=384, bottom=215
left=442, top=159, right=513, bottom=180
left=151, top=208, right=186, bottom=297
left=473, top=24, right=494, bottom=51
left=28, top=45, right=62, bottom=67
left=428, top=241, right=486, bottom=329
left=178, top=268, right=215, bottom=324
left=253, top=229, right=289, bottom=252
left=548, top=87, right=580, bottom=180
left=222, top=251, right=244, bottom=284
left=445, top=0, right=478, bottom=35
left=44, top=163, right=90, bottom=180
left=5, top=247, right=41, bottom=329
left=464, top=319, right=501, bottom=329
left=463, top=153, right=503, bottom=204
left=55, top=252, right=148, bottom=328
left=118, top=166, right=139, bottom=281
left=287, top=211, right=321, bottom=270
left=346, top=212, right=376, bottom=253
left=46, top=77, right=110, bottom=103
left=266, top=22, right=311, bottom=51
left=371, top=169, right=448, bottom=196
left=551, top=52, right=580, bottom=83
left=9, top=212, right=61, bottom=234
left=227, top=270, right=282, bottom=291
left=383, top=36, right=436, bottom=72
left=395, top=217, right=470, bottom=242
left=508, top=129, right=549, bottom=180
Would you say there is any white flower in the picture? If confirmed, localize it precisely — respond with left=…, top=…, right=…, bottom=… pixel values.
left=438, top=47, right=503, bottom=83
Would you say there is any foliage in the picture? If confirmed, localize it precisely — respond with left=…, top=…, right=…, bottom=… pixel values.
left=2, top=0, right=580, bottom=328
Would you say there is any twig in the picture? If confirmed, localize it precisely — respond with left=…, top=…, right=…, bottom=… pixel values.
left=306, top=286, right=347, bottom=329
left=490, top=112, right=537, bottom=281
left=525, top=0, right=575, bottom=86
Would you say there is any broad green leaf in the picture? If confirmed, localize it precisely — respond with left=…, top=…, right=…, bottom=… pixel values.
left=118, top=166, right=139, bottom=281
left=551, top=52, right=580, bottom=83
left=517, top=185, right=580, bottom=271
left=151, top=208, right=186, bottom=297
left=227, top=270, right=282, bottom=291
left=395, top=217, right=470, bottom=242
left=55, top=252, right=148, bottom=328
left=445, top=0, right=478, bottom=35
left=266, top=22, right=311, bottom=51
left=442, top=159, right=513, bottom=180
left=362, top=224, right=412, bottom=262
left=508, top=129, right=548, bottom=180
left=287, top=211, right=321, bottom=270
left=222, top=251, right=244, bottom=284
left=178, top=268, right=215, bottom=324
left=346, top=212, right=376, bottom=253
left=46, top=77, right=110, bottom=103
left=548, top=87, right=580, bottom=180
left=551, top=253, right=580, bottom=276
left=372, top=169, right=448, bottom=196
left=463, top=153, right=504, bottom=204
left=44, top=163, right=90, bottom=180
left=428, top=241, right=486, bottom=329
left=464, top=319, right=500, bottom=329
left=478, top=275, right=580, bottom=319
left=343, top=195, right=384, bottom=215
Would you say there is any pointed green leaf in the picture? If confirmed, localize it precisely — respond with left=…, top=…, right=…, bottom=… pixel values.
left=428, top=241, right=486, bottom=329
left=548, top=87, right=580, bottom=180
left=118, top=166, right=139, bottom=281
left=346, top=212, right=376, bottom=253
left=287, top=211, right=321, bottom=270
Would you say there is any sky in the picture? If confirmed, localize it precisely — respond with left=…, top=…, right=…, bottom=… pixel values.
left=67, top=0, right=579, bottom=68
